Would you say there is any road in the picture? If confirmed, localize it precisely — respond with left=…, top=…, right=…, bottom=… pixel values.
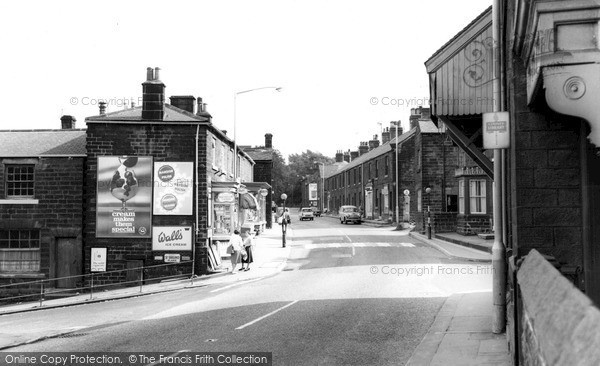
left=2, top=216, right=492, bottom=365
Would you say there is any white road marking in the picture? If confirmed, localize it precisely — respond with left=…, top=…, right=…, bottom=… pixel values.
left=301, top=242, right=415, bottom=249
left=236, top=300, right=299, bottom=330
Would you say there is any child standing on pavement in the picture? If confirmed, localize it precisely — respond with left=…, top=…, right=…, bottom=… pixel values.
left=240, top=231, right=255, bottom=271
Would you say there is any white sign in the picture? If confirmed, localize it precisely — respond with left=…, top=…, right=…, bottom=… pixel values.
left=91, top=248, right=107, bottom=272
left=483, top=112, right=510, bottom=149
left=152, top=226, right=193, bottom=251
left=153, top=162, right=194, bottom=215
left=309, top=183, right=318, bottom=201
left=164, top=254, right=181, bottom=263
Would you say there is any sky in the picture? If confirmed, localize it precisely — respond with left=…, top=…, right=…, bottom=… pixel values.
left=0, top=0, right=490, bottom=160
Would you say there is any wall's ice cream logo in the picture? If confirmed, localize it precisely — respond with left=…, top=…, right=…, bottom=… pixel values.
left=161, top=194, right=178, bottom=211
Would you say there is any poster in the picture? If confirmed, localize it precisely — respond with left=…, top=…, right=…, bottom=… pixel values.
left=96, top=156, right=153, bottom=238
left=91, top=248, right=107, bottom=272
left=153, top=162, right=194, bottom=215
left=152, top=226, right=193, bottom=251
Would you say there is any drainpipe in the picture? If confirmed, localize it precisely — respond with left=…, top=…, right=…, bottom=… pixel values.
left=492, top=0, right=507, bottom=334
left=193, top=123, right=200, bottom=278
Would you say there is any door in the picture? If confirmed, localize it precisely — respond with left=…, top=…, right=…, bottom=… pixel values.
left=56, top=238, right=82, bottom=288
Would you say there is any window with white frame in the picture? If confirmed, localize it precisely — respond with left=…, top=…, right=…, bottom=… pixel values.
left=458, top=180, right=465, bottom=214
left=417, top=188, right=422, bottom=212
left=0, top=229, right=41, bottom=272
left=5, top=165, right=35, bottom=198
left=469, top=179, right=486, bottom=214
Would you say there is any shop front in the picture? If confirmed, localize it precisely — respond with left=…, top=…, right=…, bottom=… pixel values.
left=207, top=181, right=270, bottom=272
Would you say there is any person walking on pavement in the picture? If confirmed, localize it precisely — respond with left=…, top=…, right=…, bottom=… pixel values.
left=229, top=229, right=244, bottom=273
left=240, top=231, right=255, bottom=271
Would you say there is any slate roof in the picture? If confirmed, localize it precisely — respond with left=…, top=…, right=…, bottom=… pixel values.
left=0, top=129, right=87, bottom=157
left=243, top=148, right=273, bottom=161
left=324, top=127, right=418, bottom=178
left=85, top=105, right=209, bottom=123
left=419, top=119, right=443, bottom=134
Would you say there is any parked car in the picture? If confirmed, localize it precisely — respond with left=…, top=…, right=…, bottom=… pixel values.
left=299, top=207, right=315, bottom=221
left=339, top=205, right=361, bottom=224
left=310, top=207, right=321, bottom=217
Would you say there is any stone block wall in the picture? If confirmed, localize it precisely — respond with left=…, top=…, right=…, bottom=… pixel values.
left=517, top=250, right=600, bottom=365
left=456, top=214, right=493, bottom=235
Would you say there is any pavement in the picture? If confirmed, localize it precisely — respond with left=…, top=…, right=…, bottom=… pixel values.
left=0, top=221, right=512, bottom=365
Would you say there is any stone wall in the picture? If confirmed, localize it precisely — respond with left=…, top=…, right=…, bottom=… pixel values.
left=517, top=249, right=600, bottom=365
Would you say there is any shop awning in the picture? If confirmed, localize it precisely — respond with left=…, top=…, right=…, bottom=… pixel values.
left=240, top=193, right=258, bottom=209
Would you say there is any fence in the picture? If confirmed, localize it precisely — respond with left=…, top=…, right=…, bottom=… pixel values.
left=0, top=260, right=195, bottom=307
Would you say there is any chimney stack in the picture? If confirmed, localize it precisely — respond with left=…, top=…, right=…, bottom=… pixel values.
left=382, top=127, right=391, bottom=144
left=169, top=95, right=195, bottom=114
left=368, top=135, right=380, bottom=151
left=350, top=151, right=359, bottom=161
left=389, top=121, right=403, bottom=141
left=265, top=133, right=273, bottom=149
left=358, top=142, right=368, bottom=156
left=196, top=97, right=212, bottom=121
left=343, top=150, right=350, bottom=162
left=99, top=101, right=107, bottom=115
left=142, top=67, right=166, bottom=120
left=335, top=150, right=344, bottom=163
left=60, top=115, right=76, bottom=129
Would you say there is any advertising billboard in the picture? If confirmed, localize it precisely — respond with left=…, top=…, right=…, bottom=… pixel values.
left=96, top=156, right=153, bottom=238
left=309, top=183, right=318, bottom=201
left=153, top=162, right=194, bottom=215
left=152, top=226, right=193, bottom=251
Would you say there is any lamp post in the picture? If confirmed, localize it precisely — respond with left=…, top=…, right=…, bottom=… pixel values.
left=280, top=193, right=288, bottom=247
left=314, top=161, right=325, bottom=214
left=425, top=187, right=432, bottom=239
left=233, top=86, right=282, bottom=181
left=393, top=121, right=401, bottom=229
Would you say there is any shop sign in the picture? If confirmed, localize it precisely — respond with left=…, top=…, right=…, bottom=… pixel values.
left=216, top=192, right=235, bottom=203
left=152, top=226, right=192, bottom=251
left=96, top=156, right=152, bottom=238
left=91, top=248, right=107, bottom=272
left=153, top=162, right=194, bottom=215
left=483, top=112, right=510, bottom=149
left=164, top=254, right=181, bottom=263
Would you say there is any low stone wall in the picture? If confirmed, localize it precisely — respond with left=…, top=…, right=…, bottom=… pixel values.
left=456, top=214, right=492, bottom=235
left=432, top=212, right=456, bottom=233
left=517, top=249, right=600, bottom=365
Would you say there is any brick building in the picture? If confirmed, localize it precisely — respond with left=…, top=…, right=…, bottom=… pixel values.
left=0, top=117, right=86, bottom=290
left=240, top=133, right=274, bottom=229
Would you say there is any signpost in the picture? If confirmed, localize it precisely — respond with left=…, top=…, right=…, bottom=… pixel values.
left=483, top=112, right=510, bottom=149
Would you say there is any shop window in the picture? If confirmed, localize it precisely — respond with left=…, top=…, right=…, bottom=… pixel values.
left=5, top=165, right=35, bottom=198
left=469, top=179, right=486, bottom=214
left=0, top=229, right=41, bottom=272
left=459, top=180, right=465, bottom=214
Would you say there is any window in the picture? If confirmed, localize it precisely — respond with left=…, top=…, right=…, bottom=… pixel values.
left=470, top=180, right=487, bottom=214
left=458, top=180, right=465, bottom=214
left=384, top=156, right=389, bottom=176
left=211, top=138, right=217, bottom=169
left=6, top=165, right=34, bottom=197
left=0, top=229, right=41, bottom=272
left=221, top=143, right=226, bottom=171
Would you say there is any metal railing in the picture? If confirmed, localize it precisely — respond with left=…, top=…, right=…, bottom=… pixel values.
left=0, top=261, right=195, bottom=307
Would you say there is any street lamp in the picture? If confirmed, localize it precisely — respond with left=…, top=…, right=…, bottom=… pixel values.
left=233, top=86, right=282, bottom=181
left=280, top=193, right=288, bottom=247
left=425, top=187, right=432, bottom=239
left=314, top=161, right=325, bottom=214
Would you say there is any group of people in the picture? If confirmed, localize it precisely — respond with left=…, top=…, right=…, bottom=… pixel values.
left=228, top=229, right=255, bottom=273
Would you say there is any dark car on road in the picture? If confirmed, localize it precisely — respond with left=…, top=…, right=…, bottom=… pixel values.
left=310, top=207, right=321, bottom=217
left=339, top=205, right=361, bottom=224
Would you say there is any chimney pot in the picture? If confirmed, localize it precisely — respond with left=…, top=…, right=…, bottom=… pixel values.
left=146, top=67, right=153, bottom=81
left=99, top=101, right=107, bottom=115
left=154, top=67, right=161, bottom=80
left=142, top=67, right=166, bottom=120
left=60, top=115, right=76, bottom=129
left=265, top=133, right=273, bottom=149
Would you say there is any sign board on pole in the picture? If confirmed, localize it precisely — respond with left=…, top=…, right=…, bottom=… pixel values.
left=91, top=248, right=107, bottom=272
left=483, top=112, right=510, bottom=149
left=309, top=183, right=318, bottom=201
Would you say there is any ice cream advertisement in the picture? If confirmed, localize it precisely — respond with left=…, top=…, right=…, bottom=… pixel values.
left=153, top=162, right=194, bottom=215
left=96, top=156, right=153, bottom=238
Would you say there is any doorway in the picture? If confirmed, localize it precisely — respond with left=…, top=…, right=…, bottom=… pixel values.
left=56, top=237, right=82, bottom=288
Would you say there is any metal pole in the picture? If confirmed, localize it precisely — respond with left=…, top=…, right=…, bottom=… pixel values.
left=233, top=93, right=237, bottom=181
left=139, top=265, right=144, bottom=293
left=427, top=196, right=432, bottom=239
left=39, top=280, right=44, bottom=308
left=492, top=0, right=506, bottom=334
